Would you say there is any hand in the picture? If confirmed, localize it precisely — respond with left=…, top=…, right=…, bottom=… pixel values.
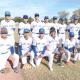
left=45, top=46, right=50, bottom=51
left=38, top=54, right=43, bottom=58
left=22, top=52, right=30, bottom=57
left=35, top=56, right=39, bottom=60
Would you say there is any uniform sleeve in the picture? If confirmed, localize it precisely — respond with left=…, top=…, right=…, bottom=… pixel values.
left=66, top=25, right=70, bottom=32
left=63, top=39, right=68, bottom=48
left=31, top=22, right=34, bottom=30
left=44, top=39, right=48, bottom=46
left=32, top=37, right=38, bottom=56
left=75, top=39, right=79, bottom=48
left=11, top=21, right=16, bottom=30
left=19, top=38, right=24, bottom=45
left=32, top=37, right=37, bottom=46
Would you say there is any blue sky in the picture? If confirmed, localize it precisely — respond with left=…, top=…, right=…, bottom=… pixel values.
left=0, top=0, right=80, bottom=19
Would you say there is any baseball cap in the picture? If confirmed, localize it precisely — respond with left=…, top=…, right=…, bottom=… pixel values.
left=0, top=27, right=8, bottom=34
left=53, top=16, right=58, bottom=20
left=5, top=11, right=11, bottom=16
left=44, top=16, right=49, bottom=20
left=24, top=28, right=30, bottom=33
left=78, top=30, right=80, bottom=35
left=59, top=18, right=64, bottom=21
left=23, top=15, right=28, bottom=19
left=39, top=28, right=45, bottom=34
left=34, top=13, right=39, bottom=17
left=69, top=32, right=74, bottom=37
left=71, top=15, right=79, bottom=20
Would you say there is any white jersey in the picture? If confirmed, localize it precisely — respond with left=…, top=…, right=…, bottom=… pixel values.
left=67, top=23, right=80, bottom=39
left=51, top=23, right=60, bottom=36
left=67, top=23, right=75, bottom=32
left=64, top=38, right=76, bottom=49
left=58, top=23, right=67, bottom=34
left=0, top=37, right=12, bottom=54
left=75, top=23, right=80, bottom=31
left=32, top=36, right=49, bottom=51
left=76, top=39, right=80, bottom=47
left=19, top=37, right=32, bottom=52
left=1, top=20, right=15, bottom=36
left=74, top=23, right=80, bottom=39
left=31, top=21, right=44, bottom=33
left=47, top=36, right=59, bottom=51
left=43, top=22, right=52, bottom=35
left=19, top=22, right=31, bottom=35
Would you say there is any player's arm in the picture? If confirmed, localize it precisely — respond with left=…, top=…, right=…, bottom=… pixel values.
left=12, top=21, right=16, bottom=31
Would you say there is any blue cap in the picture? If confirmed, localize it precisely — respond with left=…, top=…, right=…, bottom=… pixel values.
left=5, top=11, right=11, bottom=16
left=63, top=18, right=67, bottom=21
left=44, top=16, right=49, bottom=20
left=74, top=16, right=79, bottom=20
left=71, top=15, right=79, bottom=20
left=39, top=28, right=45, bottom=34
left=78, top=30, right=80, bottom=35
left=23, top=15, right=28, bottom=19
left=53, top=16, right=58, bottom=20
left=24, top=29, right=30, bottom=33
left=69, top=32, right=74, bottom=37
left=59, top=18, right=64, bottom=21
left=35, top=13, right=39, bottom=17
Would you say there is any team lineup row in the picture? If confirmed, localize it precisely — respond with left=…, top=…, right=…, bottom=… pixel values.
left=0, top=11, right=80, bottom=73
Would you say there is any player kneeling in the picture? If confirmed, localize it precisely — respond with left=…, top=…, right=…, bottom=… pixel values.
left=19, top=28, right=35, bottom=69
left=0, top=28, right=19, bottom=73
left=63, top=32, right=76, bottom=64
left=32, top=28, right=54, bottom=71
left=73, top=30, right=80, bottom=63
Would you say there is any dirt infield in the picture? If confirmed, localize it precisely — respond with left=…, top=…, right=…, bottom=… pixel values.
left=0, top=62, right=23, bottom=80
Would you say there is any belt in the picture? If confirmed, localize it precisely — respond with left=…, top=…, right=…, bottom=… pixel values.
left=0, top=51, right=8, bottom=55
left=45, top=33, right=49, bottom=35
left=39, top=51, right=42, bottom=53
left=59, top=33, right=64, bottom=34
left=33, top=33, right=39, bottom=34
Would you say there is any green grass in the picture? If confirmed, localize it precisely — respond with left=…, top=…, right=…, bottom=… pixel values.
left=14, top=27, right=80, bottom=80
left=21, top=61, right=80, bottom=80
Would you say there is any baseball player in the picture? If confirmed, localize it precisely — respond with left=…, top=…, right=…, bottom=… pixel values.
left=18, top=15, right=31, bottom=38
left=48, top=27, right=60, bottom=51
left=47, top=27, right=61, bottom=64
left=1, top=11, right=16, bottom=54
left=32, top=28, right=53, bottom=71
left=73, top=30, right=80, bottom=63
left=58, top=18, right=67, bottom=47
left=52, top=16, right=59, bottom=37
left=43, top=16, right=52, bottom=38
left=73, top=17, right=80, bottom=39
left=63, top=32, right=76, bottom=64
left=0, top=28, right=19, bottom=73
left=67, top=16, right=80, bottom=39
left=67, top=16, right=75, bottom=32
left=19, top=28, right=35, bottom=68
left=54, top=47, right=65, bottom=67
left=31, top=13, right=44, bottom=38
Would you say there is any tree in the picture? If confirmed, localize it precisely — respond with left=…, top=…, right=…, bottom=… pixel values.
left=58, top=10, right=69, bottom=18
left=0, top=17, right=4, bottom=22
left=73, top=9, right=80, bottom=17
left=13, top=17, right=23, bottom=22
left=28, top=17, right=34, bottom=24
